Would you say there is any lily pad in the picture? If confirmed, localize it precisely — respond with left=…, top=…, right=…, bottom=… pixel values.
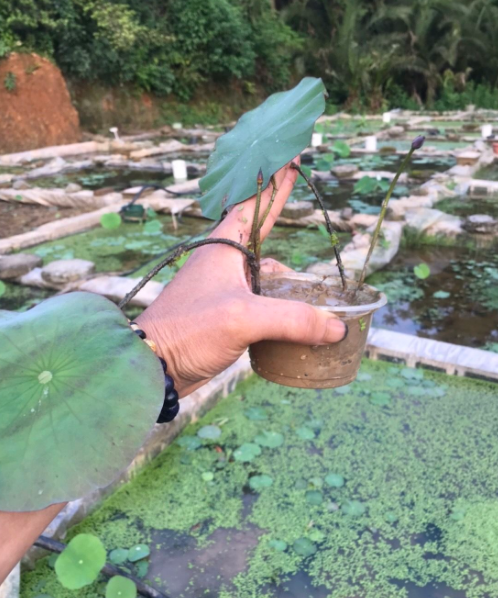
left=109, top=548, right=128, bottom=565
left=296, top=426, right=315, bottom=440
left=325, top=473, right=345, bottom=488
left=197, top=425, right=222, bottom=440
left=342, top=500, right=366, bottom=517
left=199, top=77, right=326, bottom=219
left=293, top=537, right=317, bottom=557
left=414, top=263, right=431, bottom=279
left=176, top=436, right=202, bottom=451
left=202, top=471, right=214, bottom=482
left=106, top=576, right=137, bottom=598
left=306, top=490, right=323, bottom=505
left=55, top=534, right=106, bottom=590
left=127, top=544, right=150, bottom=562
left=244, top=406, right=268, bottom=421
left=0, top=293, right=165, bottom=511
left=234, top=443, right=262, bottom=462
left=254, top=430, right=284, bottom=448
left=143, top=220, right=163, bottom=234
left=100, top=213, right=122, bottom=230
left=249, top=474, right=273, bottom=491
left=356, top=372, right=372, bottom=382
left=332, top=140, right=351, bottom=158
left=433, top=290, right=450, bottom=299
left=370, top=392, right=391, bottom=407
left=308, top=529, right=325, bottom=542
left=386, top=378, right=404, bottom=388
left=268, top=539, right=287, bottom=552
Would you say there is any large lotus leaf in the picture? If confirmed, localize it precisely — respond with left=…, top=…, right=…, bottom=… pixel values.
left=199, top=77, right=327, bottom=219
left=55, top=534, right=106, bottom=589
left=0, top=292, right=164, bottom=511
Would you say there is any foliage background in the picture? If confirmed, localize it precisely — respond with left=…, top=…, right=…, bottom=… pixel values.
left=2, top=0, right=498, bottom=116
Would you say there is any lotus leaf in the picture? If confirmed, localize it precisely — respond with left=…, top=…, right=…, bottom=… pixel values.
left=244, top=406, right=268, bottom=421
left=109, top=548, right=128, bottom=565
left=414, top=263, right=431, bottom=279
left=249, top=474, right=273, bottom=491
left=325, top=473, right=345, bottom=488
left=127, top=544, right=150, bottom=562
left=55, top=534, right=106, bottom=590
left=342, top=500, right=366, bottom=516
left=254, top=430, right=284, bottom=448
left=176, top=436, right=202, bottom=451
left=0, top=292, right=164, bottom=511
left=143, top=220, right=163, bottom=234
left=268, top=539, right=287, bottom=552
left=433, top=290, right=451, bottom=299
left=309, top=529, right=325, bottom=542
left=202, top=471, right=214, bottom=482
left=234, top=442, right=261, bottom=462
left=135, top=560, right=149, bottom=578
left=370, top=392, right=391, bottom=407
left=106, top=576, right=137, bottom=598
left=293, top=537, right=317, bottom=557
left=100, top=213, right=122, bottom=230
left=197, top=425, right=222, bottom=440
left=296, top=426, right=315, bottom=440
left=199, top=78, right=326, bottom=219
left=306, top=490, right=323, bottom=505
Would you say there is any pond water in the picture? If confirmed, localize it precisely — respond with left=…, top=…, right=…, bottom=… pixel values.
left=437, top=195, right=498, bottom=219
left=21, top=360, right=498, bottom=598
left=33, top=169, right=176, bottom=192
left=368, top=246, right=498, bottom=351
left=474, top=164, right=498, bottom=182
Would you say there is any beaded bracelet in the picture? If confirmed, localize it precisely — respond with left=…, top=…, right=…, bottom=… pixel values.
left=129, top=320, right=180, bottom=424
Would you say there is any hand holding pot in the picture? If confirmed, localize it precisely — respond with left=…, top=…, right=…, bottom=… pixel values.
left=137, top=159, right=348, bottom=397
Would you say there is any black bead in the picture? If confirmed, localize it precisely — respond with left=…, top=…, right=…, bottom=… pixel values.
left=158, top=357, right=167, bottom=373
left=164, top=374, right=175, bottom=395
left=164, top=389, right=179, bottom=408
left=157, top=402, right=180, bottom=424
left=134, top=328, right=146, bottom=339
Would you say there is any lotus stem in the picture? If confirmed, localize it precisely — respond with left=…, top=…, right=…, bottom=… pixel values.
left=258, top=175, right=278, bottom=230
left=290, top=162, right=348, bottom=291
left=249, top=169, right=264, bottom=294
left=34, top=535, right=169, bottom=598
left=356, top=136, right=425, bottom=291
left=118, top=238, right=259, bottom=309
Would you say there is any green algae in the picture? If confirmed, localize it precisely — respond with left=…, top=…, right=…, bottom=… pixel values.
left=21, top=360, right=498, bottom=598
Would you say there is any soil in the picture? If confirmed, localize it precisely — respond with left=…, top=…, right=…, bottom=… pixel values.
left=0, top=202, right=93, bottom=238
left=0, top=53, right=81, bottom=153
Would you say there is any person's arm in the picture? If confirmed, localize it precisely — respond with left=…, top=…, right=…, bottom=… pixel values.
left=0, top=160, right=346, bottom=583
left=0, top=503, right=66, bottom=582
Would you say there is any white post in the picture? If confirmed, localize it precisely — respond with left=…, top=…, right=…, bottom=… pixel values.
left=172, top=122, right=183, bottom=130
left=109, top=127, right=120, bottom=141
left=172, top=159, right=188, bottom=181
left=311, top=133, right=323, bottom=147
left=365, top=136, right=378, bottom=152
left=382, top=112, right=392, bottom=124
left=482, top=124, right=493, bottom=139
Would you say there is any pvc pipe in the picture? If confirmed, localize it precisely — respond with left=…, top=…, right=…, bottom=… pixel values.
left=311, top=133, right=323, bottom=147
left=365, top=136, right=378, bottom=152
left=172, top=159, right=188, bottom=181
left=482, top=124, right=493, bottom=139
left=172, top=122, right=183, bottom=130
left=382, top=113, right=392, bottom=124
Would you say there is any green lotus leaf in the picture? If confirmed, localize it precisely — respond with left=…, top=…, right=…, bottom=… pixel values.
left=109, top=548, right=128, bottom=565
left=135, top=560, right=149, bottom=578
left=370, top=392, right=392, bottom=407
left=414, top=263, right=431, bottom=279
left=127, top=544, right=150, bottom=562
left=0, top=292, right=164, bottom=511
left=268, top=539, right=287, bottom=552
left=249, top=474, right=273, bottom=491
left=296, top=426, right=315, bottom=440
left=106, top=576, right=137, bottom=598
left=293, top=537, right=317, bottom=557
left=254, top=430, right=284, bottom=448
left=433, top=290, right=451, bottom=299
left=332, top=140, right=351, bottom=158
left=386, top=377, right=404, bottom=388
left=176, top=436, right=202, bottom=451
left=199, top=77, right=326, bottom=219
left=202, top=471, right=214, bottom=482
left=55, top=534, right=106, bottom=590
left=233, top=442, right=261, bottom=462
left=308, top=529, right=325, bottom=542
left=325, top=473, right=345, bottom=488
left=143, top=220, right=163, bottom=235
left=197, top=425, right=222, bottom=440
left=306, top=490, right=323, bottom=505
left=244, top=406, right=268, bottom=421
left=100, top=212, right=122, bottom=230
left=342, top=500, right=366, bottom=517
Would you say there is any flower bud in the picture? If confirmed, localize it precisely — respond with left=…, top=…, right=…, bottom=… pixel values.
left=257, top=168, right=263, bottom=185
left=411, top=136, right=426, bottom=150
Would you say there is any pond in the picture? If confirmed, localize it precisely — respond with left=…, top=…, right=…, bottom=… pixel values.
left=368, top=246, right=498, bottom=351
left=32, top=169, right=175, bottom=192
left=437, top=195, right=498, bottom=219
left=21, top=360, right=498, bottom=598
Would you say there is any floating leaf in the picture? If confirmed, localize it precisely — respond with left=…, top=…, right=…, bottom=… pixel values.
left=310, top=476, right=324, bottom=488
left=0, top=293, right=164, bottom=511
left=106, top=576, right=137, bottom=598
left=433, top=290, right=450, bottom=299
left=176, top=436, right=202, bottom=451
left=308, top=529, right=325, bottom=542
left=100, top=213, right=122, bottom=230
left=0, top=281, right=5, bottom=298
left=385, top=511, right=398, bottom=523
left=314, top=159, right=332, bottom=172
left=325, top=473, right=345, bottom=488
left=386, top=378, right=404, bottom=389
left=143, top=220, right=163, bottom=234
left=199, top=78, right=326, bottom=219
left=135, top=560, right=149, bottom=579
left=234, top=443, right=261, bottom=462
left=254, top=430, right=284, bottom=448
left=55, top=534, right=106, bottom=590
left=332, top=140, right=351, bottom=158
left=296, top=426, right=315, bottom=440
left=202, top=471, right=214, bottom=482
left=244, top=406, right=268, bottom=421
left=342, top=500, right=366, bottom=517
left=197, top=425, right=222, bottom=440
left=127, top=544, right=150, bottom=562
left=370, top=392, right=391, bottom=407
left=293, top=537, right=317, bottom=557
left=268, top=539, right=287, bottom=552
left=356, top=372, right=372, bottom=382
left=414, top=263, right=431, bottom=279
left=306, top=490, right=323, bottom=505
left=249, top=474, right=273, bottom=491
left=401, top=367, right=424, bottom=380
left=109, top=548, right=128, bottom=565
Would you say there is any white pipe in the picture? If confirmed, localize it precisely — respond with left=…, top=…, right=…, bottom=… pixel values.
left=172, top=159, right=188, bottom=181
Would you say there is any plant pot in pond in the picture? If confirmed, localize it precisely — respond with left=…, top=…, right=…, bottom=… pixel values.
left=249, top=273, right=387, bottom=389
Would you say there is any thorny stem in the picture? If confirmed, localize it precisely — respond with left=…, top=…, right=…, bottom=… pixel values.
left=249, top=169, right=264, bottom=294
left=118, top=238, right=259, bottom=309
left=290, top=162, right=348, bottom=291
left=258, top=175, right=278, bottom=230
left=356, top=147, right=415, bottom=291
left=34, top=535, right=170, bottom=598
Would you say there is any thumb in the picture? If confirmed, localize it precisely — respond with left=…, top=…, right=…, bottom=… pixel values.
left=247, top=295, right=348, bottom=346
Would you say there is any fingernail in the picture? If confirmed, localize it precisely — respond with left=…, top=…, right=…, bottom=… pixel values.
left=325, top=318, right=348, bottom=343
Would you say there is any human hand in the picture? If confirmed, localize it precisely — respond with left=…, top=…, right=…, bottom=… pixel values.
left=137, top=159, right=347, bottom=397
